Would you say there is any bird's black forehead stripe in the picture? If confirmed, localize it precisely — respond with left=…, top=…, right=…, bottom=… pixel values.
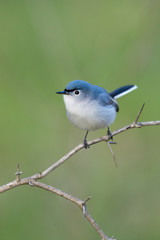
left=65, top=88, right=77, bottom=92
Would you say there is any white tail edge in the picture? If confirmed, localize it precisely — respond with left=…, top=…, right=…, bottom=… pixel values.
left=114, top=85, right=138, bottom=99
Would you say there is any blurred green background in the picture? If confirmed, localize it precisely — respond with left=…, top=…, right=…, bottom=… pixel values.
left=0, top=1, right=160, bottom=240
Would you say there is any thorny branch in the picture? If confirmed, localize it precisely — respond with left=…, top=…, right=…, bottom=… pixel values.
left=0, top=105, right=160, bottom=240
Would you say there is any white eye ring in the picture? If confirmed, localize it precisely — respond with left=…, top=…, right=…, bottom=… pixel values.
left=74, top=90, right=80, bottom=95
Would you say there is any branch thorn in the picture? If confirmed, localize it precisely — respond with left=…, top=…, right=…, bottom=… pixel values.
left=82, top=196, right=91, bottom=218
left=29, top=181, right=35, bottom=186
left=135, top=103, right=145, bottom=124
left=84, top=196, right=91, bottom=204
left=15, top=163, right=23, bottom=182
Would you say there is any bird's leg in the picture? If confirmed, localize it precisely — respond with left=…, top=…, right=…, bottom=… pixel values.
left=107, top=127, right=117, bottom=144
left=107, top=127, right=113, bottom=140
left=83, top=130, right=89, bottom=149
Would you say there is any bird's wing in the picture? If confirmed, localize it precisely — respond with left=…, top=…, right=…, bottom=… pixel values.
left=98, top=93, right=119, bottom=112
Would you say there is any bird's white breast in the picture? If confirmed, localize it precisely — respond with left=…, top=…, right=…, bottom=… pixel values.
left=63, top=95, right=116, bottom=131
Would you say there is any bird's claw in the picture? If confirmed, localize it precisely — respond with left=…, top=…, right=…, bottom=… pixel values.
left=107, top=128, right=113, bottom=140
left=84, top=139, right=90, bottom=149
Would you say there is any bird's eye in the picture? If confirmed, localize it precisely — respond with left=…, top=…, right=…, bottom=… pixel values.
left=74, top=90, right=80, bottom=95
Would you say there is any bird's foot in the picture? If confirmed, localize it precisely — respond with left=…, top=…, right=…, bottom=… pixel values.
left=83, top=130, right=90, bottom=149
left=107, top=128, right=117, bottom=144
left=83, top=139, right=90, bottom=149
left=107, top=127, right=113, bottom=140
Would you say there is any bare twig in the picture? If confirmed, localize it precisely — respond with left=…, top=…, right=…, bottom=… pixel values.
left=31, top=181, right=114, bottom=240
left=1, top=120, right=160, bottom=194
left=0, top=104, right=160, bottom=240
left=135, top=103, right=145, bottom=124
left=40, top=120, right=160, bottom=177
left=36, top=121, right=160, bottom=179
left=0, top=120, right=159, bottom=191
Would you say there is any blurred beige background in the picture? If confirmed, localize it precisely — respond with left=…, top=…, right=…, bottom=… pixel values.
left=0, top=1, right=160, bottom=240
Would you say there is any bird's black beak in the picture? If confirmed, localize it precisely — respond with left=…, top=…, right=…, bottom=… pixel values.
left=56, top=90, right=68, bottom=95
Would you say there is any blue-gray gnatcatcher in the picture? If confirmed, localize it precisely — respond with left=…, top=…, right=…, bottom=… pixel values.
left=56, top=80, right=137, bottom=148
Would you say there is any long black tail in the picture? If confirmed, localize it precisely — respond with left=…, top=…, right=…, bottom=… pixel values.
left=109, top=85, right=137, bottom=99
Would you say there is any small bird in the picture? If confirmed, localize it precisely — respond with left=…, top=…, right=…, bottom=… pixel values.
left=56, top=80, right=137, bottom=148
